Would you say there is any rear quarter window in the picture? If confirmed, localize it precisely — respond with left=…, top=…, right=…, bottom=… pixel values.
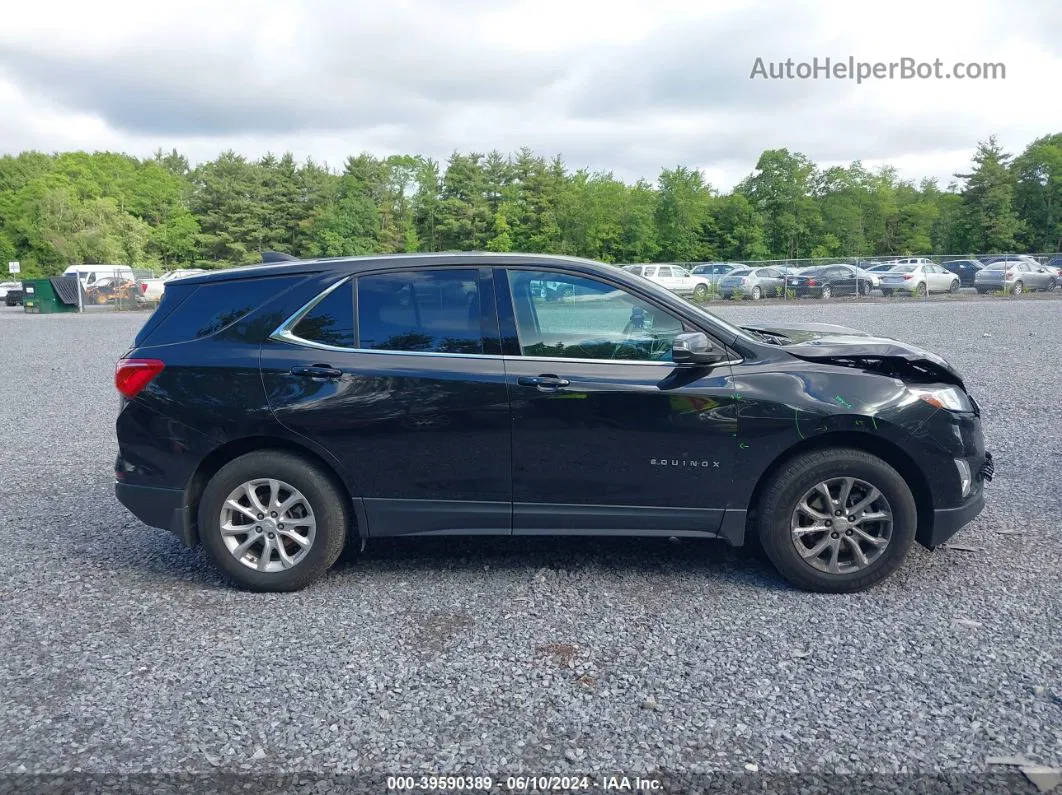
left=135, top=275, right=304, bottom=347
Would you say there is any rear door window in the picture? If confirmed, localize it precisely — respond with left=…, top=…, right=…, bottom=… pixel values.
left=356, top=269, right=485, bottom=354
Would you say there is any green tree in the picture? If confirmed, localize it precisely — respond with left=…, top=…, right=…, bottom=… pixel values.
left=955, top=136, right=1023, bottom=253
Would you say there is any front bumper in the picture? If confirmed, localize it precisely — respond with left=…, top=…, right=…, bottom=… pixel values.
left=115, top=481, right=196, bottom=547
left=922, top=450, right=993, bottom=548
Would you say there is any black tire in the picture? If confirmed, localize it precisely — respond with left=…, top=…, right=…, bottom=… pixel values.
left=751, top=286, right=762, bottom=300
left=975, top=289, right=985, bottom=294
left=1012, top=281, right=1023, bottom=296
left=755, top=448, right=917, bottom=593
left=819, top=285, right=832, bottom=299
left=198, top=451, right=349, bottom=592
left=1047, top=279, right=1057, bottom=292
left=949, top=280, right=960, bottom=293
left=881, top=289, right=892, bottom=297
left=914, top=282, right=927, bottom=297
left=858, top=282, right=869, bottom=296
left=693, top=284, right=708, bottom=301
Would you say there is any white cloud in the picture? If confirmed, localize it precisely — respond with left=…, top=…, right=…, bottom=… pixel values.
left=0, top=0, right=1058, bottom=190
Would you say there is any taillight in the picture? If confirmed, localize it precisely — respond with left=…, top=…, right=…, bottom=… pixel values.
left=740, top=277, right=748, bottom=284
left=807, top=279, right=817, bottom=286
left=903, top=274, right=913, bottom=280
left=140, top=282, right=148, bottom=294
left=115, top=358, right=165, bottom=399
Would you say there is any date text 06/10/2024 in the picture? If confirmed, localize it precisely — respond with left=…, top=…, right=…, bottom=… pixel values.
left=386, top=775, right=664, bottom=791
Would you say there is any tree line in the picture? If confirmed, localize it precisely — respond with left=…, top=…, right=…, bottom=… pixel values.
left=0, top=134, right=1059, bottom=278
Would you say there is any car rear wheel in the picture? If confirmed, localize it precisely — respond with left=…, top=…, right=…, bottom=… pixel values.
left=755, top=448, right=917, bottom=593
left=914, top=282, right=927, bottom=297
left=881, top=289, right=892, bottom=297
left=819, top=285, right=832, bottom=299
left=1012, top=280, right=1023, bottom=295
left=198, top=451, right=348, bottom=592
left=751, top=286, right=762, bottom=300
left=692, top=284, right=708, bottom=301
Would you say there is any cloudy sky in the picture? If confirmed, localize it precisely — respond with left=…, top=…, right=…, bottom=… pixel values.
left=0, top=0, right=1059, bottom=190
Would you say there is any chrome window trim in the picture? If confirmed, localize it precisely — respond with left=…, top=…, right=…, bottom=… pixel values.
left=270, top=276, right=354, bottom=350
left=270, top=271, right=744, bottom=368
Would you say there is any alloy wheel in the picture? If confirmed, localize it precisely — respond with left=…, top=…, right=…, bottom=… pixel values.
left=219, top=478, right=317, bottom=572
left=790, top=477, right=893, bottom=574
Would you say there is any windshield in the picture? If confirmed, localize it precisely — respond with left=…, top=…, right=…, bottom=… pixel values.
left=693, top=264, right=731, bottom=274
left=726, top=269, right=751, bottom=277
left=889, top=265, right=918, bottom=273
left=801, top=267, right=828, bottom=276
left=984, top=263, right=1011, bottom=271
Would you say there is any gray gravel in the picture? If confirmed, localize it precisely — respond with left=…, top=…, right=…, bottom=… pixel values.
left=0, top=299, right=1059, bottom=793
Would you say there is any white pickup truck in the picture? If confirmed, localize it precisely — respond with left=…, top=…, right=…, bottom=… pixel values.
left=136, top=269, right=205, bottom=303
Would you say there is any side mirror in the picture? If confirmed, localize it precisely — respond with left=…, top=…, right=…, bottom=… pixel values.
left=672, top=332, right=727, bottom=366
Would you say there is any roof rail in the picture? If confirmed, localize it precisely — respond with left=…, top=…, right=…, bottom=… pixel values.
left=261, top=251, right=298, bottom=263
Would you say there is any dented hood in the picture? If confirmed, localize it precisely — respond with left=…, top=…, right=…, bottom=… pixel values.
left=741, top=321, right=966, bottom=388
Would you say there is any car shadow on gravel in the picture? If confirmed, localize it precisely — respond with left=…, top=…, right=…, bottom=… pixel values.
left=332, top=535, right=791, bottom=591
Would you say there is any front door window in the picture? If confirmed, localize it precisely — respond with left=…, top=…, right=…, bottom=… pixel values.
left=505, top=270, right=685, bottom=361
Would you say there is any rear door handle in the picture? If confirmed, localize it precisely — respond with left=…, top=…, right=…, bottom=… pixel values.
left=518, top=374, right=570, bottom=390
left=290, top=365, right=343, bottom=380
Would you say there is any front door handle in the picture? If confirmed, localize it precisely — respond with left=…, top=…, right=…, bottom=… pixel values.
left=518, top=374, right=570, bottom=390
left=290, top=364, right=343, bottom=381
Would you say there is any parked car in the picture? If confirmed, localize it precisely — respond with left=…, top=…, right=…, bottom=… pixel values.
left=114, top=252, right=992, bottom=595
left=718, top=267, right=786, bottom=299
left=621, top=264, right=712, bottom=299
left=878, top=263, right=960, bottom=296
left=63, top=264, right=135, bottom=290
left=0, top=281, right=21, bottom=300
left=980, top=255, right=1040, bottom=267
left=785, top=264, right=878, bottom=298
left=1040, top=257, right=1062, bottom=279
left=690, top=262, right=744, bottom=286
left=137, top=268, right=206, bottom=303
left=851, top=267, right=882, bottom=290
left=941, top=259, right=984, bottom=287
left=974, top=260, right=1058, bottom=294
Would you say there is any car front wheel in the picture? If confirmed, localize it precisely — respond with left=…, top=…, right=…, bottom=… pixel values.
left=755, top=448, right=917, bottom=593
left=198, top=451, right=348, bottom=592
left=692, top=284, right=708, bottom=301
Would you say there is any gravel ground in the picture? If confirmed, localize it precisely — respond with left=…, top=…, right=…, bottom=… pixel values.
left=0, top=299, right=1059, bottom=794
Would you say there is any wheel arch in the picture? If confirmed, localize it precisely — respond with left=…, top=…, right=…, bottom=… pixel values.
left=744, top=431, right=934, bottom=548
left=182, top=436, right=362, bottom=548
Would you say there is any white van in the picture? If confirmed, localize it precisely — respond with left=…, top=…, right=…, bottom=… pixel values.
left=63, top=264, right=135, bottom=288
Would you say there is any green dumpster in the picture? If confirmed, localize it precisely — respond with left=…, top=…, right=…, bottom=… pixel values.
left=22, top=277, right=80, bottom=314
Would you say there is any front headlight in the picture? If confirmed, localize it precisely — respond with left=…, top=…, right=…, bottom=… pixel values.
left=906, top=384, right=974, bottom=412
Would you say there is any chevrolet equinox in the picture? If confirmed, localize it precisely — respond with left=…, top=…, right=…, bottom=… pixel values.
left=114, top=253, right=993, bottom=593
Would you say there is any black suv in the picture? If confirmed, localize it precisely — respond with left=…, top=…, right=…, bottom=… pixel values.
left=114, top=253, right=992, bottom=593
